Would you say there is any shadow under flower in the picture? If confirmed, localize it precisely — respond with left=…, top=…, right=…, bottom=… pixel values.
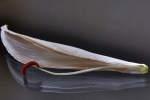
left=5, top=54, right=150, bottom=93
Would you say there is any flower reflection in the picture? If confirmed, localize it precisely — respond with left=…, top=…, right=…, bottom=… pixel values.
left=5, top=54, right=149, bottom=93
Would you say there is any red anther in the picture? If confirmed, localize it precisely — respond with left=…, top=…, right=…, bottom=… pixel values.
left=21, top=61, right=39, bottom=76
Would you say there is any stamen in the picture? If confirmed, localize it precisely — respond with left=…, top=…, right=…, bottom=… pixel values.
left=22, top=61, right=39, bottom=75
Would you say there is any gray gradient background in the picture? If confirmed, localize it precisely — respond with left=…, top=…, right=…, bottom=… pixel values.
left=0, top=0, right=150, bottom=100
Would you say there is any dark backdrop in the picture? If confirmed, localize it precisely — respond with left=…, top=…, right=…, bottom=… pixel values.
left=0, top=0, right=150, bottom=100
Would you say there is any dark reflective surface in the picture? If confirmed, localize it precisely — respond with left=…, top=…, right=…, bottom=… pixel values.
left=5, top=54, right=150, bottom=93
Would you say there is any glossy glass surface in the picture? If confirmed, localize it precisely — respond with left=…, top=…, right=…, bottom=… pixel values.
left=5, top=54, right=149, bottom=93
left=1, top=45, right=150, bottom=100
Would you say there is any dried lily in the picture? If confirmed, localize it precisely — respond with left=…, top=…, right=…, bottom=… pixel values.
left=1, top=25, right=148, bottom=75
